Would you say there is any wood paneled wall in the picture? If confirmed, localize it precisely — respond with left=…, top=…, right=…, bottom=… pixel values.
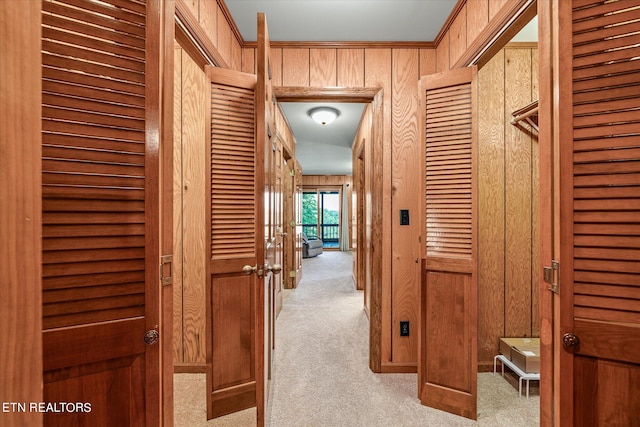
left=477, top=45, right=539, bottom=370
left=180, top=0, right=242, bottom=71
left=234, top=0, right=519, bottom=371
left=435, top=0, right=517, bottom=72
left=173, top=46, right=208, bottom=370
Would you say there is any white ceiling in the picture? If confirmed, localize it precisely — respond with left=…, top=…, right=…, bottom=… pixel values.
left=225, top=0, right=459, bottom=42
left=223, top=1, right=537, bottom=176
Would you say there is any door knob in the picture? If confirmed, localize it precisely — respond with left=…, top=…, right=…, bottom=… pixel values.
left=243, top=265, right=257, bottom=275
left=144, top=329, right=159, bottom=346
left=563, top=333, right=580, bottom=349
left=265, top=263, right=282, bottom=274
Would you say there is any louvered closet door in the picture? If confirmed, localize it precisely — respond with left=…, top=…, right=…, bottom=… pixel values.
left=418, top=66, right=478, bottom=420
left=41, top=0, right=162, bottom=426
left=557, top=1, right=640, bottom=425
left=205, top=66, right=261, bottom=420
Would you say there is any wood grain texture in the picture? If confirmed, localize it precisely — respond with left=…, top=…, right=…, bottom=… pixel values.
left=0, top=3, right=43, bottom=423
left=419, top=49, right=437, bottom=77
left=391, top=49, right=420, bottom=364
left=466, top=0, right=489, bottom=47
left=448, top=4, right=467, bottom=69
left=337, top=49, right=364, bottom=87
left=364, top=49, right=392, bottom=367
left=270, top=47, right=283, bottom=86
left=181, top=51, right=208, bottom=364
left=310, top=48, right=337, bottom=87
left=436, top=32, right=450, bottom=73
left=530, top=49, right=539, bottom=337
left=477, top=50, right=505, bottom=367
left=504, top=48, right=533, bottom=337
left=199, top=0, right=217, bottom=48
left=489, top=0, right=510, bottom=20
left=242, top=48, right=255, bottom=74
left=282, top=48, right=309, bottom=86
left=231, top=35, right=242, bottom=71
left=217, top=7, right=232, bottom=69
left=183, top=0, right=199, bottom=21
left=302, top=175, right=350, bottom=187
left=173, top=46, right=184, bottom=363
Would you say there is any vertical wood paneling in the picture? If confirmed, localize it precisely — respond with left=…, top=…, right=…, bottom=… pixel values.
left=477, top=50, right=506, bottom=367
left=530, top=50, right=539, bottom=337
left=419, top=49, right=437, bottom=77
left=436, top=32, right=450, bottom=73
left=231, top=35, right=242, bottom=71
left=242, top=47, right=255, bottom=74
left=310, top=48, right=337, bottom=86
left=270, top=47, right=283, bottom=86
left=217, top=9, right=232, bottom=67
left=478, top=50, right=506, bottom=368
left=173, top=46, right=184, bottom=363
left=391, top=49, right=420, bottom=364
left=199, top=0, right=217, bottom=47
left=466, top=0, right=489, bottom=46
left=448, top=4, right=467, bottom=69
left=365, top=49, right=392, bottom=364
left=181, top=50, right=208, bottom=364
left=489, top=0, right=509, bottom=20
left=337, top=49, right=364, bottom=87
left=504, top=48, right=533, bottom=337
left=282, top=48, right=310, bottom=86
left=183, top=0, right=199, bottom=21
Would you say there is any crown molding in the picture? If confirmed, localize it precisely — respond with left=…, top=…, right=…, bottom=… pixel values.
left=433, top=0, right=466, bottom=47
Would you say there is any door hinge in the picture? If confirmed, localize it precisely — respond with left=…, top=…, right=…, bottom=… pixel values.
left=543, top=260, right=559, bottom=294
left=160, top=254, right=173, bottom=286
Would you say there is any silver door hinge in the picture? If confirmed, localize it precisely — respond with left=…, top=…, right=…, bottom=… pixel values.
left=543, top=260, right=559, bottom=294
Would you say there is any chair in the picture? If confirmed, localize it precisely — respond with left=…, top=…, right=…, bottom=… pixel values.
left=302, top=233, right=323, bottom=258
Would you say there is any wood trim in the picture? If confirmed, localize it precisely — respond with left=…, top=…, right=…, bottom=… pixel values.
left=0, top=3, right=43, bottom=425
left=160, top=2, right=176, bottom=426
left=274, top=86, right=380, bottom=103
left=452, top=0, right=536, bottom=70
left=217, top=0, right=244, bottom=46
left=244, top=40, right=436, bottom=49
left=173, top=363, right=207, bottom=373
left=433, top=0, right=467, bottom=46
left=175, top=0, right=228, bottom=69
left=380, top=362, right=418, bottom=374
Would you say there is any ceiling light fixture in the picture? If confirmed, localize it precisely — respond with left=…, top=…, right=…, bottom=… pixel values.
left=308, top=107, right=339, bottom=125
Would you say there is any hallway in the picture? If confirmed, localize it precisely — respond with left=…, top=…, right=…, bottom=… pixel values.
left=175, top=251, right=539, bottom=426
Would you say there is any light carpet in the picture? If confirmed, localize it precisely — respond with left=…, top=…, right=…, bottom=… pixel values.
left=175, top=251, right=539, bottom=426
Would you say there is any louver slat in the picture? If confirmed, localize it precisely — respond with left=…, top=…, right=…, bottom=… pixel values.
left=425, top=85, right=473, bottom=258
left=41, top=0, right=146, bottom=330
left=210, top=83, right=256, bottom=260
left=572, top=0, right=640, bottom=326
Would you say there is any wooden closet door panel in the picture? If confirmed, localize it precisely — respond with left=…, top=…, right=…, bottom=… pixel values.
left=41, top=0, right=162, bottom=425
left=419, top=66, right=478, bottom=420
left=556, top=1, right=640, bottom=425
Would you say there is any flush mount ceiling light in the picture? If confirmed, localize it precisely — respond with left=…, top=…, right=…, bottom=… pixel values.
left=308, top=106, right=340, bottom=125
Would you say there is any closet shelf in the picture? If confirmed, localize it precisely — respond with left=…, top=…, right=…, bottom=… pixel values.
left=511, top=100, right=539, bottom=133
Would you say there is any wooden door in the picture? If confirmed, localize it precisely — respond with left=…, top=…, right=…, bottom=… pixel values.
left=273, top=137, right=284, bottom=318
left=204, top=13, right=275, bottom=426
left=205, top=66, right=259, bottom=419
left=552, top=1, right=640, bottom=425
left=418, top=66, right=478, bottom=420
left=257, top=13, right=278, bottom=415
left=41, top=0, right=164, bottom=425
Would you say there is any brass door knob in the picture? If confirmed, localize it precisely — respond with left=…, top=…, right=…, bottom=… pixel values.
left=265, top=263, right=282, bottom=274
left=243, top=265, right=257, bottom=275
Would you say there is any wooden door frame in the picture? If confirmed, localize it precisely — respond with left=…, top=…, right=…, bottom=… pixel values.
left=0, top=4, right=43, bottom=426
left=274, top=86, right=385, bottom=371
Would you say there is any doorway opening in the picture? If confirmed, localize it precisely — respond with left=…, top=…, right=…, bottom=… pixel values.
left=302, top=188, right=341, bottom=249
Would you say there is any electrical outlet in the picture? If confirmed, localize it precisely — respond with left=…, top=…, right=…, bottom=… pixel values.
left=400, top=321, right=410, bottom=337
left=400, top=209, right=410, bottom=225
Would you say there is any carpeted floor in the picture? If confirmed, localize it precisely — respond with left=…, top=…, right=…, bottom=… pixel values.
left=175, top=251, right=539, bottom=426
